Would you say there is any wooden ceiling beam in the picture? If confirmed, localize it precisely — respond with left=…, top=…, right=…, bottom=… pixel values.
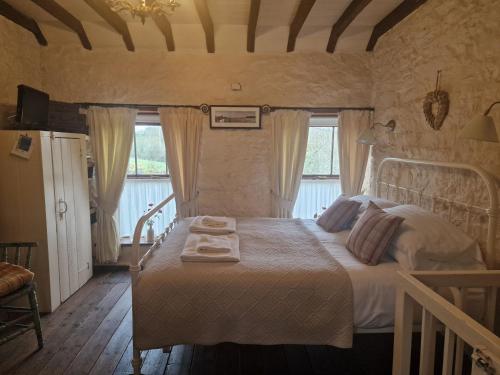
left=366, top=0, right=427, bottom=51
left=31, top=0, right=91, bottom=50
left=0, top=0, right=47, bottom=46
left=146, top=0, right=174, bottom=51
left=247, top=0, right=260, bottom=52
left=83, top=0, right=134, bottom=51
left=194, top=0, right=214, bottom=53
left=287, top=0, right=316, bottom=52
left=326, top=0, right=371, bottom=53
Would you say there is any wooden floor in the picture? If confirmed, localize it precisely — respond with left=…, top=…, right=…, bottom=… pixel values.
left=0, top=271, right=406, bottom=374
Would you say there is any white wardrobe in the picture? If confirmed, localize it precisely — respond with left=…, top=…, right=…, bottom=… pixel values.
left=0, top=130, right=92, bottom=312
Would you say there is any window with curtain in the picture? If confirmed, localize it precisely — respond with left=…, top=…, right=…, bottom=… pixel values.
left=293, top=116, right=342, bottom=218
left=117, top=113, right=175, bottom=240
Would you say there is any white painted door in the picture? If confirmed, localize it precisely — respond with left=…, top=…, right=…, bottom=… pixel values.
left=52, top=136, right=81, bottom=302
left=52, top=137, right=71, bottom=302
left=60, top=138, right=80, bottom=296
left=68, top=138, right=92, bottom=286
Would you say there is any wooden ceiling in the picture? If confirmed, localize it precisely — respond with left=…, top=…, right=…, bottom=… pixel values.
left=0, top=0, right=427, bottom=53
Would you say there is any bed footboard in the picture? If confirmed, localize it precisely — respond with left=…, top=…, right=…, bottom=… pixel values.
left=129, top=193, right=177, bottom=375
left=393, top=271, right=500, bottom=375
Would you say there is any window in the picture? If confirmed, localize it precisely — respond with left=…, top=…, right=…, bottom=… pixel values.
left=127, top=122, right=168, bottom=177
left=303, top=116, right=339, bottom=177
left=118, top=113, right=176, bottom=239
left=293, top=116, right=341, bottom=219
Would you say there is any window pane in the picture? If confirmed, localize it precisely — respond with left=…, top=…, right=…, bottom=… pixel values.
left=127, top=135, right=136, bottom=175
left=332, top=127, right=339, bottom=175
left=135, top=125, right=167, bottom=175
left=303, top=127, right=333, bottom=175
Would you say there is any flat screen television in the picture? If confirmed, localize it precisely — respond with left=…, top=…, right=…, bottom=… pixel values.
left=16, top=85, right=49, bottom=129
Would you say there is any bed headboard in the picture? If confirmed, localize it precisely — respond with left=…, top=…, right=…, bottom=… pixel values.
left=375, top=158, right=499, bottom=269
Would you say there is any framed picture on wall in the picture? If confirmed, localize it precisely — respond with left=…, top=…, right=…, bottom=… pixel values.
left=210, top=106, right=261, bottom=129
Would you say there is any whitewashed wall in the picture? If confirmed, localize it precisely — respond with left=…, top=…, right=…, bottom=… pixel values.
left=370, top=0, right=500, bottom=261
left=0, top=18, right=42, bottom=105
left=0, top=17, right=43, bottom=126
left=36, top=48, right=372, bottom=216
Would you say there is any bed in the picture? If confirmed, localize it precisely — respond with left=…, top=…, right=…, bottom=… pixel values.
left=129, top=158, right=499, bottom=374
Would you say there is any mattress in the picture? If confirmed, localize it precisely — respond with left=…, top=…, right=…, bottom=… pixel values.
left=303, top=220, right=401, bottom=329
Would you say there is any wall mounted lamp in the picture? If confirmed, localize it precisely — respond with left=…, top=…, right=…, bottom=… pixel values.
left=357, top=120, right=396, bottom=145
left=460, top=101, right=499, bottom=143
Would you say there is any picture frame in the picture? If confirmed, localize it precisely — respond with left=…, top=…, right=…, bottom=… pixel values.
left=210, top=106, right=261, bottom=129
left=10, top=133, right=34, bottom=159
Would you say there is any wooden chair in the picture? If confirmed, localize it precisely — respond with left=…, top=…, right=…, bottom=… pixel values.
left=0, top=242, right=43, bottom=349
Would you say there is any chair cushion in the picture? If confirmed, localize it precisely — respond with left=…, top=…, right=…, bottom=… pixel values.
left=0, top=262, right=34, bottom=298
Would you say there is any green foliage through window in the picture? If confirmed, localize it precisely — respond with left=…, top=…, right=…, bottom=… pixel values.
left=127, top=125, right=168, bottom=176
left=303, top=117, right=339, bottom=176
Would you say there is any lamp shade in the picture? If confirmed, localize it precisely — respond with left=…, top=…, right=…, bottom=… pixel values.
left=460, top=115, right=499, bottom=143
left=357, top=127, right=377, bottom=145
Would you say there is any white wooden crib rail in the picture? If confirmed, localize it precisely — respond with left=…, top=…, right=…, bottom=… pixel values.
left=129, top=193, right=176, bottom=285
left=393, top=271, right=500, bottom=375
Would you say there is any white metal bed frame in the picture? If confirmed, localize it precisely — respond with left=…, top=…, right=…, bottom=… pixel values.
left=129, top=157, right=499, bottom=374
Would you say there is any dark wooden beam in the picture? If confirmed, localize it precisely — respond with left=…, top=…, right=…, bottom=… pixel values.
left=151, top=14, right=175, bottom=51
left=83, top=0, right=134, bottom=51
left=31, top=0, right=91, bottom=50
left=146, top=0, right=174, bottom=51
left=247, top=0, right=260, bottom=52
left=366, top=0, right=426, bottom=51
left=287, top=0, right=316, bottom=52
left=0, top=0, right=47, bottom=45
left=194, top=0, right=214, bottom=53
left=326, top=0, right=371, bottom=53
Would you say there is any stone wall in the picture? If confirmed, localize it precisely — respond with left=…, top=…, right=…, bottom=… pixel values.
left=370, top=0, right=500, bottom=262
left=38, top=48, right=373, bottom=216
left=0, top=18, right=42, bottom=103
left=0, top=17, right=43, bottom=127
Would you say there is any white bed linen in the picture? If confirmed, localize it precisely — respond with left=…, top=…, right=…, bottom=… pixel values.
left=303, top=220, right=401, bottom=329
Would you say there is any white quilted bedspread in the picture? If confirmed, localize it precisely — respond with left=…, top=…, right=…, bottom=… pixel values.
left=134, top=218, right=353, bottom=349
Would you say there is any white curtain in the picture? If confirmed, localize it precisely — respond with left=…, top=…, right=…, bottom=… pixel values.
left=159, top=107, right=203, bottom=218
left=88, top=107, right=137, bottom=263
left=271, top=110, right=311, bottom=218
left=338, top=110, right=373, bottom=196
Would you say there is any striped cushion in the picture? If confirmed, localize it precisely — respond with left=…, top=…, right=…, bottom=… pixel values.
left=0, top=262, right=34, bottom=297
left=316, top=196, right=362, bottom=233
left=346, top=201, right=404, bottom=265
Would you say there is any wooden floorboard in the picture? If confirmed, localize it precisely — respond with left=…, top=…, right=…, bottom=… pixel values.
left=0, top=270, right=430, bottom=375
left=3, top=272, right=126, bottom=375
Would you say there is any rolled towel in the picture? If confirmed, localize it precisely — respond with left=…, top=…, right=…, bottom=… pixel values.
left=197, top=234, right=231, bottom=253
left=189, top=216, right=236, bottom=234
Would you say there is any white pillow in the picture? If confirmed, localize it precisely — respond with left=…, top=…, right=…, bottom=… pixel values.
left=350, top=195, right=399, bottom=213
left=384, top=205, right=486, bottom=270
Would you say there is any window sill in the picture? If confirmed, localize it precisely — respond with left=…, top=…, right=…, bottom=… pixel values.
left=120, top=237, right=153, bottom=247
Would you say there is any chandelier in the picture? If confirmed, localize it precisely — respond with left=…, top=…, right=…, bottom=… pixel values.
left=105, top=0, right=181, bottom=24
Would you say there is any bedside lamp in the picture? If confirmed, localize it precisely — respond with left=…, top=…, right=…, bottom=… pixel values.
left=460, top=101, right=499, bottom=143
left=357, top=120, right=396, bottom=145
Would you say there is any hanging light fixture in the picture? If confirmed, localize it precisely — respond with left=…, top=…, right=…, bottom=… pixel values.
left=105, top=0, right=181, bottom=24
left=460, top=101, right=499, bottom=143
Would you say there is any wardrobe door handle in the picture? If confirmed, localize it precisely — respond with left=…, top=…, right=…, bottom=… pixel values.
left=58, top=199, right=68, bottom=217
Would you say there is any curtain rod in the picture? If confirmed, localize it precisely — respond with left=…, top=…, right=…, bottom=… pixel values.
left=76, top=102, right=375, bottom=113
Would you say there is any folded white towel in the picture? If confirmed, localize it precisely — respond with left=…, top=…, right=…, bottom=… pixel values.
left=181, top=233, right=240, bottom=262
left=196, top=234, right=231, bottom=253
left=189, top=216, right=236, bottom=234
left=201, top=217, right=227, bottom=228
